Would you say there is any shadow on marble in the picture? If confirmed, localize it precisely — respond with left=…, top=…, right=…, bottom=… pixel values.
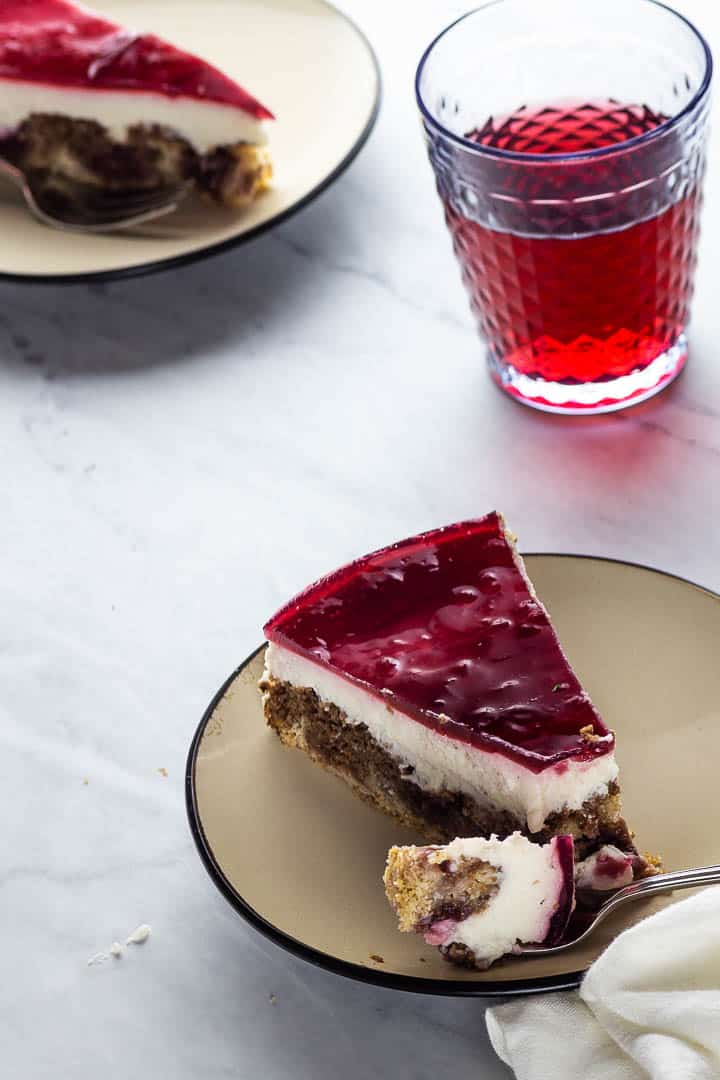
left=0, top=188, right=355, bottom=379
left=488, top=366, right=720, bottom=473
left=195, top=907, right=513, bottom=1080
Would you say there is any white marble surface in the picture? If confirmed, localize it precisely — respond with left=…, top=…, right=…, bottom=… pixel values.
left=3, top=2, right=720, bottom=1077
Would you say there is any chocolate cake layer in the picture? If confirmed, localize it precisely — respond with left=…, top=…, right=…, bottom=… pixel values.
left=1, top=114, right=271, bottom=207
left=384, top=845, right=499, bottom=932
left=261, top=675, right=637, bottom=856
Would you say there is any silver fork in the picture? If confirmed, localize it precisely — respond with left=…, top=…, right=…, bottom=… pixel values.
left=0, top=155, right=191, bottom=232
left=518, top=863, right=720, bottom=956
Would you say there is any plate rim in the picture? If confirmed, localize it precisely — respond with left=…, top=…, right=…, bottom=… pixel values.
left=185, top=553, right=720, bottom=997
left=0, top=0, right=381, bottom=286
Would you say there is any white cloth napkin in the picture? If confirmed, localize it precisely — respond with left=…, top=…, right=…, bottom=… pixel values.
left=486, top=886, right=720, bottom=1080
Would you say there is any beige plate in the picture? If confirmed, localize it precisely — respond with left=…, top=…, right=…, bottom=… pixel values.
left=0, top=0, right=379, bottom=282
left=186, top=555, right=720, bottom=996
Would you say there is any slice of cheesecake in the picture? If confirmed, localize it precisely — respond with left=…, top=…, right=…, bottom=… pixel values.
left=384, top=832, right=576, bottom=969
left=261, top=512, right=651, bottom=872
left=0, top=0, right=273, bottom=207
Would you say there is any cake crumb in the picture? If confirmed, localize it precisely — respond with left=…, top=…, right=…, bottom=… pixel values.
left=87, top=952, right=108, bottom=966
left=109, top=942, right=123, bottom=959
left=419, top=957, right=427, bottom=963
left=82, top=778, right=89, bottom=785
left=370, top=954, right=384, bottom=964
left=157, top=767, right=168, bottom=777
left=437, top=714, right=451, bottom=726
left=269, top=993, right=277, bottom=1006
left=126, top=924, right=151, bottom=945
left=580, top=724, right=601, bottom=743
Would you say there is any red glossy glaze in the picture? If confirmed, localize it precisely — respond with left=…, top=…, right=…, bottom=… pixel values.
left=0, top=0, right=273, bottom=117
left=547, top=835, right=576, bottom=944
left=265, top=513, right=614, bottom=772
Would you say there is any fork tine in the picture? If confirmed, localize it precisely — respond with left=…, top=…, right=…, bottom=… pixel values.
left=22, top=168, right=192, bottom=230
left=72, top=200, right=178, bottom=223
left=24, top=184, right=185, bottom=232
left=59, top=187, right=185, bottom=217
left=84, top=182, right=191, bottom=213
left=81, top=201, right=182, bottom=232
left=33, top=199, right=182, bottom=233
left=516, top=861, right=720, bottom=956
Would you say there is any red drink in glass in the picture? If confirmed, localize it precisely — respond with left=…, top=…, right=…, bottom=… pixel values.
left=446, top=101, right=701, bottom=400
left=416, top=3, right=712, bottom=413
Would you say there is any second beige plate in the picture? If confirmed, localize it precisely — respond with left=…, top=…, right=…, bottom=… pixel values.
left=186, top=555, right=720, bottom=996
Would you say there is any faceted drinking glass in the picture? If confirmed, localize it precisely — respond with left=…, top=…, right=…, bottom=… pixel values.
left=416, top=0, right=712, bottom=413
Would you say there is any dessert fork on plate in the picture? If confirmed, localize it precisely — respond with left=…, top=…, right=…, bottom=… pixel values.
left=0, top=154, right=192, bottom=232
left=518, top=862, right=720, bottom=956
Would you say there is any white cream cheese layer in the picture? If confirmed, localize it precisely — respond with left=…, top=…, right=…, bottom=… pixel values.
left=430, top=833, right=566, bottom=963
left=263, top=642, right=619, bottom=833
left=0, top=79, right=268, bottom=152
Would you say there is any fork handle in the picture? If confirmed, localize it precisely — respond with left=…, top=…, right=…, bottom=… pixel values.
left=595, top=863, right=720, bottom=927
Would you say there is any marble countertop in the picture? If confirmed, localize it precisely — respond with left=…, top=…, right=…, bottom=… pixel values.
left=4, top=2, right=720, bottom=1077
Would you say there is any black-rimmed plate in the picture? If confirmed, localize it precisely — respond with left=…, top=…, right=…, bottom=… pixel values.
left=0, top=0, right=380, bottom=283
left=186, top=555, right=720, bottom=996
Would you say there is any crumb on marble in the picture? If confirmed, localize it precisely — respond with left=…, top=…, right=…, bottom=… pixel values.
left=126, top=924, right=151, bottom=945
left=419, top=957, right=427, bottom=963
left=157, top=767, right=168, bottom=777
left=110, top=942, right=123, bottom=958
left=87, top=952, right=108, bottom=966
left=269, top=993, right=277, bottom=1006
left=82, top=778, right=89, bottom=785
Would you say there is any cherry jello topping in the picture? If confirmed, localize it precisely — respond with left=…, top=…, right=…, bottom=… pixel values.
left=265, top=513, right=614, bottom=771
left=0, top=0, right=273, bottom=117
left=592, top=848, right=633, bottom=880
left=546, top=835, right=576, bottom=944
